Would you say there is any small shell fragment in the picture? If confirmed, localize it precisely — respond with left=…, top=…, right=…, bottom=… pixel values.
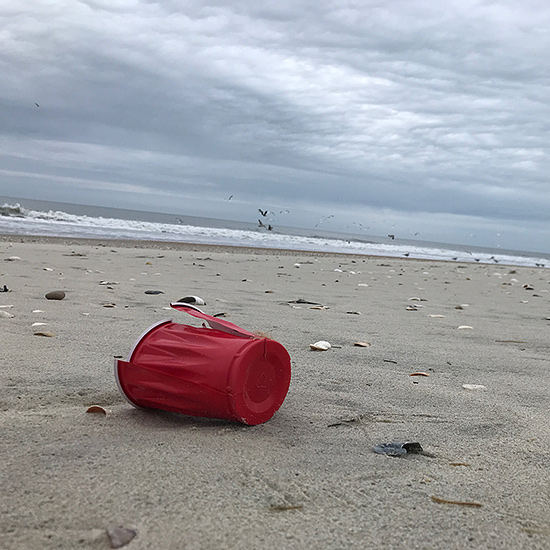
left=0, top=310, right=14, bottom=318
left=406, top=306, right=418, bottom=311
left=31, top=322, right=47, bottom=326
left=462, top=384, right=486, bottom=391
left=457, top=325, right=473, bottom=330
left=409, top=372, right=430, bottom=377
left=4, top=256, right=22, bottom=261
left=106, top=526, right=137, bottom=548
left=429, top=314, right=445, bottom=318
left=86, top=405, right=108, bottom=415
left=34, top=331, right=56, bottom=337
left=310, top=341, right=331, bottom=351
left=354, top=341, right=371, bottom=347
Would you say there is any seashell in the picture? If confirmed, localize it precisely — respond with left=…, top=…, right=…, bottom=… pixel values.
left=45, top=291, right=65, bottom=300
left=34, top=331, right=56, bottom=337
left=346, top=311, right=361, bottom=315
left=409, top=372, right=430, bottom=377
left=409, top=297, right=422, bottom=301
left=462, top=384, right=486, bottom=390
left=99, top=281, right=119, bottom=285
left=293, top=263, right=301, bottom=268
left=102, top=302, right=117, bottom=308
left=522, top=284, right=534, bottom=290
left=429, top=314, right=445, bottom=318
left=32, top=309, right=44, bottom=313
left=0, top=304, right=14, bottom=308
left=106, top=526, right=137, bottom=548
left=4, top=256, right=21, bottom=261
left=309, top=305, right=330, bottom=310
left=406, top=306, right=418, bottom=311
left=457, top=325, right=473, bottom=330
left=144, top=290, right=164, bottom=295
left=43, top=267, right=53, bottom=271
left=354, top=342, right=371, bottom=347
left=0, top=310, right=14, bottom=318
left=310, top=341, right=331, bottom=351
left=177, top=296, right=206, bottom=305
left=86, top=405, right=108, bottom=415
left=32, top=322, right=47, bottom=326
left=357, top=283, right=369, bottom=287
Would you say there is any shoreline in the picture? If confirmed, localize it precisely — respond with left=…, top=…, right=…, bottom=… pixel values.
left=1, top=233, right=542, bottom=269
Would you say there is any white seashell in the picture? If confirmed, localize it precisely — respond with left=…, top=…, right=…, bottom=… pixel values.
left=462, top=384, right=486, bottom=391
left=178, top=296, right=206, bottom=305
left=99, top=281, right=119, bottom=285
left=32, top=310, right=44, bottom=313
left=0, top=311, right=14, bottom=318
left=32, top=322, right=47, bottom=326
left=310, top=340, right=331, bottom=351
left=81, top=312, right=90, bottom=316
left=0, top=304, right=14, bottom=309
left=358, top=283, right=369, bottom=287
left=354, top=341, right=371, bottom=347
left=429, top=314, right=445, bottom=318
left=293, top=263, right=301, bottom=268
left=4, top=256, right=21, bottom=261
left=409, top=297, right=422, bottom=301
left=457, top=325, right=473, bottom=330
left=43, top=267, right=53, bottom=271
left=334, top=268, right=343, bottom=272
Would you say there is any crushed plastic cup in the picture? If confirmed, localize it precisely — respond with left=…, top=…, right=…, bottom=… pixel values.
left=115, top=303, right=291, bottom=425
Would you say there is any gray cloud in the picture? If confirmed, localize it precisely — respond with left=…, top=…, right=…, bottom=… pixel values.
left=1, top=0, right=550, bottom=251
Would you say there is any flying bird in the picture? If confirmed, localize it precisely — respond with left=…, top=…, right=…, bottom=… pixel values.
left=34, top=103, right=40, bottom=107
left=315, top=214, right=334, bottom=227
left=227, top=195, right=233, bottom=201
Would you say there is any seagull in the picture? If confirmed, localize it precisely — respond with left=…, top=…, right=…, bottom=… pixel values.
left=315, top=214, right=334, bottom=227
left=258, top=209, right=268, bottom=217
left=227, top=195, right=233, bottom=201
left=34, top=103, right=40, bottom=107
left=388, top=234, right=395, bottom=240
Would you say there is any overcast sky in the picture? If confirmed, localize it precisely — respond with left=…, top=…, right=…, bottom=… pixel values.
left=2, top=0, right=550, bottom=252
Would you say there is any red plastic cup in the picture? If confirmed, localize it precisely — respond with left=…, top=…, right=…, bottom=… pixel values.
left=115, top=303, right=291, bottom=425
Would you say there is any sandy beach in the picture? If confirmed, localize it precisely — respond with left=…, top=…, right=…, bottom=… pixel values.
left=1, top=235, right=549, bottom=549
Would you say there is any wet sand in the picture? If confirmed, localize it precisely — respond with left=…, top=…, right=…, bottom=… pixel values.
left=1, top=236, right=549, bottom=549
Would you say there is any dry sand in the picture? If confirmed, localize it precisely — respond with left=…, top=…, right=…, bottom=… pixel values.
left=1, top=236, right=549, bottom=549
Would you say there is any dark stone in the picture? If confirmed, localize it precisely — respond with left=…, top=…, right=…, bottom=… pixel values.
left=45, top=291, right=66, bottom=300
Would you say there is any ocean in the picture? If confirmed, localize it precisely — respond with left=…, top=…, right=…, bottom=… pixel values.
left=0, top=196, right=548, bottom=268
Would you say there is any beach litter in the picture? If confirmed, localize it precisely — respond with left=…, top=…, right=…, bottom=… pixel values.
left=373, top=441, right=425, bottom=457
left=106, top=526, right=138, bottom=548
left=115, top=302, right=291, bottom=425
